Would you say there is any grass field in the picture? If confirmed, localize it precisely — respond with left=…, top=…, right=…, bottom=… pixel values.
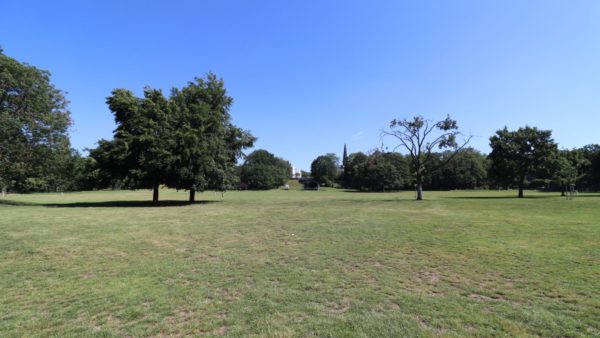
left=1, top=189, right=599, bottom=337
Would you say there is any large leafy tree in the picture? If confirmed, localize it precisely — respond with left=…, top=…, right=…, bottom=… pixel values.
left=579, top=144, right=600, bottom=191
left=88, top=139, right=128, bottom=189
left=553, top=149, right=589, bottom=195
left=92, top=88, right=175, bottom=203
left=343, top=151, right=408, bottom=191
left=382, top=115, right=471, bottom=200
left=310, top=153, right=339, bottom=187
left=168, top=74, right=255, bottom=201
left=427, top=148, right=488, bottom=190
left=359, top=151, right=407, bottom=192
left=345, top=152, right=368, bottom=189
left=62, top=152, right=104, bottom=191
left=488, top=126, right=558, bottom=198
left=240, top=149, right=291, bottom=190
left=0, top=48, right=72, bottom=193
left=92, top=74, right=253, bottom=203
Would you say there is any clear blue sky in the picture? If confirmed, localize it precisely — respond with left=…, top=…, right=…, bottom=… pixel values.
left=2, top=0, right=599, bottom=170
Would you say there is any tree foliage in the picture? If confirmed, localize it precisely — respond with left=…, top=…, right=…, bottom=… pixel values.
left=240, top=149, right=291, bottom=189
left=168, top=74, right=255, bottom=201
left=341, top=151, right=408, bottom=191
left=0, top=49, right=73, bottom=192
left=310, top=153, right=339, bottom=187
left=90, top=73, right=254, bottom=202
left=488, top=126, right=558, bottom=198
left=578, top=144, right=600, bottom=191
left=551, top=149, right=590, bottom=195
left=357, top=152, right=407, bottom=191
left=91, top=88, right=174, bottom=202
left=345, top=152, right=368, bottom=189
left=426, top=148, right=488, bottom=190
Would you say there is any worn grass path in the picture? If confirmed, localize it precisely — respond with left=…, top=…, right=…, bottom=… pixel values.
left=0, top=189, right=598, bottom=337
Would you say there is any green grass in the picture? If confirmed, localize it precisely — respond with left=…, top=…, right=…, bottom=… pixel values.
left=0, top=189, right=598, bottom=337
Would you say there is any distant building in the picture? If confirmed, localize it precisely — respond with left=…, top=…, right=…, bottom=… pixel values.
left=291, top=164, right=302, bottom=179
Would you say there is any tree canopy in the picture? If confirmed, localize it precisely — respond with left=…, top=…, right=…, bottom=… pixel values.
left=240, top=149, right=291, bottom=190
left=90, top=73, right=254, bottom=203
left=578, top=145, right=600, bottom=191
left=356, top=151, right=407, bottom=192
left=488, top=126, right=558, bottom=198
left=0, top=49, right=73, bottom=192
left=344, top=152, right=368, bottom=189
left=168, top=74, right=255, bottom=201
left=91, top=88, right=175, bottom=202
left=311, top=153, right=339, bottom=187
left=551, top=149, right=589, bottom=195
left=426, top=148, right=488, bottom=190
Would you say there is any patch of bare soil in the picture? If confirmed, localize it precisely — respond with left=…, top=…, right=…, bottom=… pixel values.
left=468, top=293, right=506, bottom=302
left=414, top=270, right=441, bottom=284
left=327, top=299, right=352, bottom=315
left=216, top=326, right=228, bottom=336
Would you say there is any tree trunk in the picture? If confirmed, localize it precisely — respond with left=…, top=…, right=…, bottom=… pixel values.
left=416, top=177, right=423, bottom=201
left=561, top=185, right=566, bottom=197
left=153, top=184, right=159, bottom=204
left=189, top=188, right=196, bottom=203
left=518, top=181, right=524, bottom=198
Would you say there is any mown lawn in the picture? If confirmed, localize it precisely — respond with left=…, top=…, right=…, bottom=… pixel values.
left=0, top=189, right=598, bottom=337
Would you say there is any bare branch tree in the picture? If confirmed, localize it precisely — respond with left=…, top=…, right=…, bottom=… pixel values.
left=381, top=115, right=471, bottom=200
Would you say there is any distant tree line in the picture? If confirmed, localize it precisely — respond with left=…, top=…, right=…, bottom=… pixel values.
left=303, top=118, right=599, bottom=199
left=307, top=142, right=600, bottom=197
left=312, top=147, right=487, bottom=192
left=2, top=50, right=600, bottom=200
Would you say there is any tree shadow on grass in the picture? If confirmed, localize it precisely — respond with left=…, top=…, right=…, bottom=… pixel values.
left=0, top=199, right=221, bottom=208
left=341, top=190, right=406, bottom=193
left=447, top=195, right=555, bottom=200
left=341, top=189, right=557, bottom=200
left=572, top=194, right=600, bottom=198
left=336, top=198, right=411, bottom=204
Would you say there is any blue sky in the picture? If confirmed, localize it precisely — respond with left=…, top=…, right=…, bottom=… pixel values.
left=2, top=0, right=600, bottom=170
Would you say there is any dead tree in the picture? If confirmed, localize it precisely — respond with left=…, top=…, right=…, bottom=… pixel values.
left=382, top=115, right=471, bottom=200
